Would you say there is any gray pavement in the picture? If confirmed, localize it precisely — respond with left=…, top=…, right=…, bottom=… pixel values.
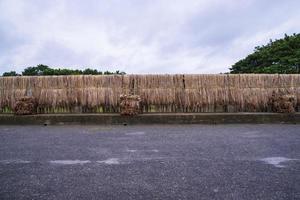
left=0, top=124, right=299, bottom=200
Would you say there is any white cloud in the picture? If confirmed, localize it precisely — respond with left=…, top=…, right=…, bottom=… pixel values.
left=0, top=0, right=299, bottom=74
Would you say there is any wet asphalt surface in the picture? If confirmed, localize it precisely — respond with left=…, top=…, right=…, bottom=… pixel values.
left=0, top=124, right=299, bottom=200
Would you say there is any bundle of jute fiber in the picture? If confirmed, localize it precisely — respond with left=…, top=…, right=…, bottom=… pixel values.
left=269, top=91, right=296, bottom=113
left=120, top=94, right=142, bottom=116
left=14, top=96, right=37, bottom=115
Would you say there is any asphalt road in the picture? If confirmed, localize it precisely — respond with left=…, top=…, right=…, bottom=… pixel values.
left=0, top=124, right=299, bottom=200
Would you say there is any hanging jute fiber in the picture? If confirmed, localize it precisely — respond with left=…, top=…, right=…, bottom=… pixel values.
left=0, top=74, right=299, bottom=113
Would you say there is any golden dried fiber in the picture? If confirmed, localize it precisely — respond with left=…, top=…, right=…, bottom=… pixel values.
left=0, top=74, right=299, bottom=113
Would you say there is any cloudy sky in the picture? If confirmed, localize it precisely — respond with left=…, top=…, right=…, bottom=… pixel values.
left=0, top=0, right=299, bottom=74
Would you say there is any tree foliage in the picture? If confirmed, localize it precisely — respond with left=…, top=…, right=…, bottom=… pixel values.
left=230, top=33, right=300, bottom=74
left=2, top=65, right=125, bottom=76
left=2, top=71, right=20, bottom=77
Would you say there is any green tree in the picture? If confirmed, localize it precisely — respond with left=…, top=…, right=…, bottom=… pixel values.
left=83, top=68, right=99, bottom=75
left=22, top=64, right=51, bottom=76
left=104, top=70, right=113, bottom=75
left=2, top=65, right=125, bottom=76
left=2, top=71, right=20, bottom=76
left=230, top=33, right=300, bottom=74
left=115, top=70, right=126, bottom=75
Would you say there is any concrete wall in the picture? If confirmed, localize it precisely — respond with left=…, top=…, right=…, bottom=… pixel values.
left=0, top=113, right=299, bottom=125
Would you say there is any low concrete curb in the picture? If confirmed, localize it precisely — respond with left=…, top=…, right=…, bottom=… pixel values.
left=0, top=113, right=299, bottom=125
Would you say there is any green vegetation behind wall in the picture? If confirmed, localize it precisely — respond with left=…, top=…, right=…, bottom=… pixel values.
left=230, top=33, right=300, bottom=74
left=2, top=65, right=125, bottom=76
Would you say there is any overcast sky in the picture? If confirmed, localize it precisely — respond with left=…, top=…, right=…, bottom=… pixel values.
left=0, top=0, right=299, bottom=74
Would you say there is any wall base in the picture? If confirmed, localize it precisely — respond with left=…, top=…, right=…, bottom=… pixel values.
left=0, top=113, right=299, bottom=125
